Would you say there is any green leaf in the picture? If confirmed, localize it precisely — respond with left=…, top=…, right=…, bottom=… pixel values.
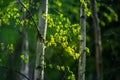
left=61, top=66, right=65, bottom=71
left=20, top=54, right=25, bottom=60
left=48, top=64, right=53, bottom=69
left=56, top=65, right=60, bottom=70
left=13, top=7, right=18, bottom=11
left=0, top=59, right=2, bottom=62
left=1, top=43, right=5, bottom=50
left=80, top=0, right=84, bottom=3
left=85, top=47, right=90, bottom=53
left=7, top=44, right=14, bottom=53
left=25, top=58, right=29, bottom=63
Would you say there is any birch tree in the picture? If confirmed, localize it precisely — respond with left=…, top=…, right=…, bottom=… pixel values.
left=20, top=29, right=29, bottom=80
left=18, top=0, right=29, bottom=79
left=34, top=0, right=48, bottom=80
left=78, top=1, right=86, bottom=80
left=90, top=0, right=103, bottom=80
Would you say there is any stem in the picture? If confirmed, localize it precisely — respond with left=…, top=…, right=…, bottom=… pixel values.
left=0, top=65, right=30, bottom=80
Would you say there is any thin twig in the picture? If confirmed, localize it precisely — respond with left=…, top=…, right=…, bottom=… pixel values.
left=0, top=65, right=30, bottom=80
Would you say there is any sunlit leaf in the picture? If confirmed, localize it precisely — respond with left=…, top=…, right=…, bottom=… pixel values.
left=0, top=59, right=2, bottom=62
left=25, top=58, right=29, bottom=63
left=85, top=47, right=90, bottom=54
left=1, top=43, right=5, bottom=50
left=20, top=54, right=25, bottom=60
left=56, top=65, right=60, bottom=70
left=61, top=66, right=65, bottom=71
left=7, top=44, right=14, bottom=53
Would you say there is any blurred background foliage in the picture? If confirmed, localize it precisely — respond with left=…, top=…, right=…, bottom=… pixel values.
left=0, top=0, right=120, bottom=80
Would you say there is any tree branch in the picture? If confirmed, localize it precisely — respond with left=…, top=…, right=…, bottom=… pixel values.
left=18, top=0, right=44, bottom=42
left=0, top=65, right=30, bottom=80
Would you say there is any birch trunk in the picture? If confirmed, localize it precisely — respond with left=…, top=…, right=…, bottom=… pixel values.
left=20, top=29, right=29, bottom=80
left=19, top=0, right=29, bottom=79
left=90, top=0, right=103, bottom=80
left=34, top=0, right=48, bottom=80
left=78, top=2, right=86, bottom=80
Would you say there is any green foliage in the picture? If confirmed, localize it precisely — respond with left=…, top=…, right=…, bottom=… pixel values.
left=0, top=43, right=5, bottom=50
left=20, top=54, right=25, bottom=60
left=97, top=2, right=118, bottom=27
left=0, top=1, right=18, bottom=26
left=103, top=6, right=118, bottom=23
left=0, top=58, right=2, bottom=62
left=44, top=13, right=81, bottom=79
left=85, top=47, right=90, bottom=54
left=66, top=66, right=76, bottom=80
left=49, top=0, right=80, bottom=22
left=7, top=44, right=14, bottom=53
left=80, top=0, right=91, bottom=17
left=20, top=54, right=29, bottom=63
left=47, top=14, right=80, bottom=60
left=0, top=0, right=120, bottom=80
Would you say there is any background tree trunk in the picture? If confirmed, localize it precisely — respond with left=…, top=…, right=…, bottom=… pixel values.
left=78, top=1, right=86, bottom=80
left=34, top=0, right=48, bottom=80
left=90, top=0, right=103, bottom=80
left=19, top=11, right=29, bottom=80
left=18, top=0, right=29, bottom=79
left=20, top=29, right=29, bottom=80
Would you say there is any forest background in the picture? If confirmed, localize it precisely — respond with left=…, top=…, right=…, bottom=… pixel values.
left=0, top=0, right=120, bottom=80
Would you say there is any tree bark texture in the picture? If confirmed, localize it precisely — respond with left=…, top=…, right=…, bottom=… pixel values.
left=90, top=0, right=103, bottom=80
left=19, top=0, right=29, bottom=80
left=20, top=29, right=29, bottom=80
left=34, top=0, right=48, bottom=80
left=78, top=2, right=86, bottom=80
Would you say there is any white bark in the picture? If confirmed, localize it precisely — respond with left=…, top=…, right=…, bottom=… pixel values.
left=78, top=2, right=86, bottom=80
left=20, top=30, right=29, bottom=80
left=34, top=0, right=48, bottom=80
left=19, top=0, right=29, bottom=79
